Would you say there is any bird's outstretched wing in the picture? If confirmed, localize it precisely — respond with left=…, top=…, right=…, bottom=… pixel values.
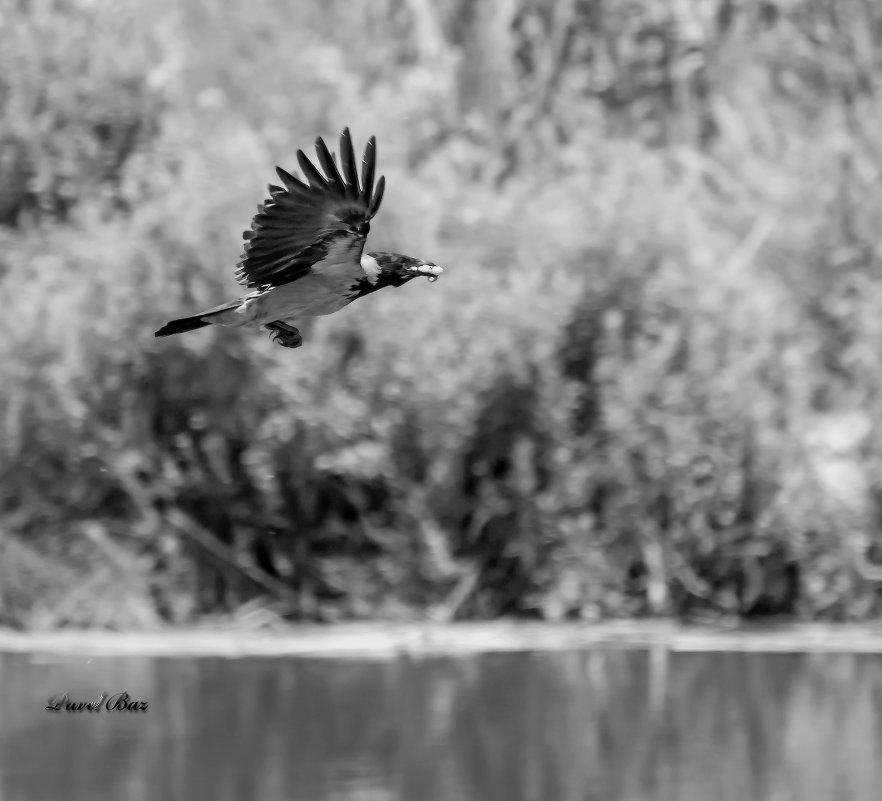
left=236, top=128, right=386, bottom=291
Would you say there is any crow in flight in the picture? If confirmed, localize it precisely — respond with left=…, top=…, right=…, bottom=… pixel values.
left=155, top=128, right=442, bottom=349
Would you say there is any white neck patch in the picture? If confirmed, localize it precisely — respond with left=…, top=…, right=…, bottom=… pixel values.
left=360, top=254, right=381, bottom=285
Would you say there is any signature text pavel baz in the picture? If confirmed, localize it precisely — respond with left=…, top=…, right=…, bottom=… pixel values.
left=45, top=691, right=148, bottom=713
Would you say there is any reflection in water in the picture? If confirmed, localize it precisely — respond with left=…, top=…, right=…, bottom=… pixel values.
left=1, top=647, right=881, bottom=800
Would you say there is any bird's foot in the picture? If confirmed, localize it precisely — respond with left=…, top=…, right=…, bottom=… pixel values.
left=265, top=322, right=303, bottom=349
left=406, top=262, right=444, bottom=283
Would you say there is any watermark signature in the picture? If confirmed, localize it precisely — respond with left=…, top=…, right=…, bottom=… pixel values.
left=45, top=692, right=148, bottom=713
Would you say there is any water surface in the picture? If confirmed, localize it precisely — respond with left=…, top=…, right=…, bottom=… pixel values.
left=1, top=647, right=880, bottom=800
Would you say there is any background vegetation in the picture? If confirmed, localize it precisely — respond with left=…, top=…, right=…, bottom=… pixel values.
left=2, top=0, right=882, bottom=628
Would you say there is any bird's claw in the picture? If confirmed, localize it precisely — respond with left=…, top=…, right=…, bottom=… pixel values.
left=272, top=332, right=302, bottom=348
left=266, top=324, right=303, bottom=349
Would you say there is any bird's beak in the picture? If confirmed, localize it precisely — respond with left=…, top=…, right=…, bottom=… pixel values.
left=408, top=263, right=444, bottom=283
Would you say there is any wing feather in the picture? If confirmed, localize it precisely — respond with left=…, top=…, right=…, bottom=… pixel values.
left=368, top=175, right=386, bottom=218
left=296, top=149, right=329, bottom=190
left=236, top=129, right=386, bottom=290
left=361, top=136, right=376, bottom=201
left=340, top=129, right=361, bottom=200
left=274, top=167, right=311, bottom=196
left=315, top=137, right=346, bottom=197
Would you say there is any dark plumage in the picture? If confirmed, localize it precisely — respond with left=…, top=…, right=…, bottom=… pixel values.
left=155, top=128, right=442, bottom=349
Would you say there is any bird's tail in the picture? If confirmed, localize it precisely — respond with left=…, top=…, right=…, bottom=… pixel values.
left=154, top=301, right=240, bottom=338
left=154, top=315, right=212, bottom=337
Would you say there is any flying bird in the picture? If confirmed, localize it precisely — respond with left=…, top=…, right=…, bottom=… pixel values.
left=155, top=128, right=442, bottom=349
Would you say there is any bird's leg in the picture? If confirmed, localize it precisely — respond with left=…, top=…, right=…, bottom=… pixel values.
left=265, top=321, right=303, bottom=349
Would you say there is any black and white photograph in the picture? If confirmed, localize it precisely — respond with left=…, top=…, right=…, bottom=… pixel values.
left=1, top=1, right=882, bottom=799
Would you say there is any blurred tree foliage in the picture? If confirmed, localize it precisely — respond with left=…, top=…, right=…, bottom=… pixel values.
left=2, top=0, right=882, bottom=627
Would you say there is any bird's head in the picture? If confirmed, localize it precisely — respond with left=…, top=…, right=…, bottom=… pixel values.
left=362, top=252, right=444, bottom=289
